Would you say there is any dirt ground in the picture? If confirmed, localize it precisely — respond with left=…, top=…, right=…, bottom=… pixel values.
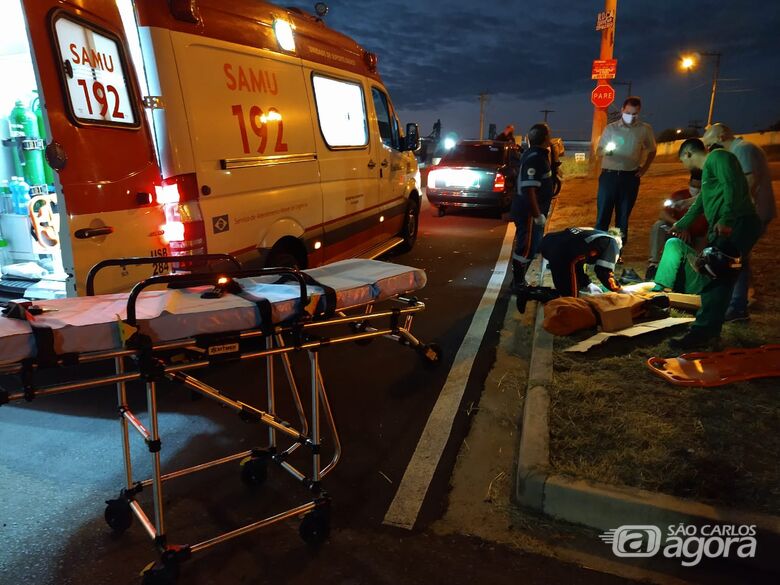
left=544, top=160, right=780, bottom=513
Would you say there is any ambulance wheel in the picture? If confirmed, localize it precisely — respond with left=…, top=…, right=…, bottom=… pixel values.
left=437, top=206, right=446, bottom=217
left=418, top=342, right=443, bottom=367
left=240, top=454, right=268, bottom=486
left=299, top=508, right=330, bottom=545
left=104, top=497, right=133, bottom=533
left=266, top=244, right=302, bottom=269
left=397, top=198, right=420, bottom=252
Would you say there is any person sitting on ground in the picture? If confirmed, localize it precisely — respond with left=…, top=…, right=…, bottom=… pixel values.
left=667, top=138, right=761, bottom=349
left=495, top=124, right=516, bottom=143
left=702, top=122, right=776, bottom=322
left=540, top=227, right=624, bottom=297
left=651, top=236, right=710, bottom=295
left=645, top=169, right=704, bottom=281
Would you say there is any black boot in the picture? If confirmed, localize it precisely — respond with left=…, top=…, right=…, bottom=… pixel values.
left=669, top=328, right=719, bottom=351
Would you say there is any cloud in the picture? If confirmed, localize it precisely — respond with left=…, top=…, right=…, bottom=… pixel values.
left=281, top=0, right=780, bottom=134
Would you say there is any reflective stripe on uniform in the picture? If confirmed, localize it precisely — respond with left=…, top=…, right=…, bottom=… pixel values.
left=596, top=259, right=616, bottom=270
left=520, top=180, right=541, bottom=187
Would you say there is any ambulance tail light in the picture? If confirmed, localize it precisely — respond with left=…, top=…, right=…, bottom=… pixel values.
left=492, top=173, right=506, bottom=192
left=158, top=174, right=207, bottom=259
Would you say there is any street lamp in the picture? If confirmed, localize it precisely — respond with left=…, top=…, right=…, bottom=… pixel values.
left=679, top=51, right=722, bottom=127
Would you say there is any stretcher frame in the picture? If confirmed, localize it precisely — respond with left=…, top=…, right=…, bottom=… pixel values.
left=0, top=257, right=439, bottom=584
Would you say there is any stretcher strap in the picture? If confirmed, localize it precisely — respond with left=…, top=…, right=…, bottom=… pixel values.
left=271, top=273, right=337, bottom=318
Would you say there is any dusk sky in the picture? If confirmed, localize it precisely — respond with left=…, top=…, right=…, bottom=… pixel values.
left=284, top=0, right=780, bottom=140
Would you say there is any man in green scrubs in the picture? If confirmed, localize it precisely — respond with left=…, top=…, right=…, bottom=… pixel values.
left=668, top=138, right=761, bottom=349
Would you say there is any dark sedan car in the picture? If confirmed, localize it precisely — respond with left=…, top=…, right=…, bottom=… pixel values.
left=425, top=140, right=521, bottom=216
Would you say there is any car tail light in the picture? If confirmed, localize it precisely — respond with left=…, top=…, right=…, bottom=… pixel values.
left=492, top=173, right=506, bottom=192
left=158, top=174, right=207, bottom=258
left=493, top=173, right=506, bottom=192
left=426, top=169, right=439, bottom=188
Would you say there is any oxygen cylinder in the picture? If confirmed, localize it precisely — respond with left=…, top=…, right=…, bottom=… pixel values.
left=9, top=100, right=46, bottom=187
left=8, top=101, right=26, bottom=177
left=32, top=92, right=55, bottom=186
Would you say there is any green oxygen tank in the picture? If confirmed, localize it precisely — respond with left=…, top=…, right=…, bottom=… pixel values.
left=9, top=99, right=46, bottom=188
left=32, top=92, right=55, bottom=186
left=8, top=101, right=25, bottom=177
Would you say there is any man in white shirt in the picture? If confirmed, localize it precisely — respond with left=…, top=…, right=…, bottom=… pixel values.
left=702, top=123, right=776, bottom=321
left=595, top=96, right=657, bottom=251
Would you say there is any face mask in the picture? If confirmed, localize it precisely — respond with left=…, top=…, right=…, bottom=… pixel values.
left=622, top=112, right=638, bottom=125
left=708, top=143, right=723, bottom=151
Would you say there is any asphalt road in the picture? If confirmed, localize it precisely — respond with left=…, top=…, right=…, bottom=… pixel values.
left=0, top=196, right=636, bottom=585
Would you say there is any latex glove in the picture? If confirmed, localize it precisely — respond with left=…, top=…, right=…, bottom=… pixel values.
left=586, top=283, right=604, bottom=295
left=533, top=213, right=547, bottom=227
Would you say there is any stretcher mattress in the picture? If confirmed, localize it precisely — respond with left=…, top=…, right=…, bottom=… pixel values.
left=0, top=259, right=426, bottom=366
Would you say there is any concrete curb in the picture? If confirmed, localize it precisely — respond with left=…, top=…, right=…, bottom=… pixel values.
left=513, top=293, right=780, bottom=572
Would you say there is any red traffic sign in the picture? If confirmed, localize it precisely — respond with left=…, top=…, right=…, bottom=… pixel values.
left=592, top=58, right=617, bottom=80
left=591, top=83, right=615, bottom=108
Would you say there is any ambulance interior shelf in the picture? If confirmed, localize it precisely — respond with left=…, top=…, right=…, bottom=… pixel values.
left=1, top=86, right=64, bottom=300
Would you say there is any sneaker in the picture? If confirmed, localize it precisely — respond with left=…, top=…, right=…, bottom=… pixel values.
left=669, top=329, right=719, bottom=351
left=620, top=267, right=642, bottom=284
left=644, top=264, right=658, bottom=281
left=724, top=308, right=750, bottom=323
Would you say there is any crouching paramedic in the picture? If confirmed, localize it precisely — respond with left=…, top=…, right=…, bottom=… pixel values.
left=667, top=138, right=761, bottom=349
left=510, top=123, right=555, bottom=290
left=540, top=227, right=624, bottom=297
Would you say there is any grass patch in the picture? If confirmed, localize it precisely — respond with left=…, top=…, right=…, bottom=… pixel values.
left=546, top=167, right=780, bottom=514
left=559, top=156, right=589, bottom=178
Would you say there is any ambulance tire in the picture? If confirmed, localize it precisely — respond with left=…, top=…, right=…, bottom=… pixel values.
left=266, top=245, right=303, bottom=270
left=397, top=198, right=420, bottom=253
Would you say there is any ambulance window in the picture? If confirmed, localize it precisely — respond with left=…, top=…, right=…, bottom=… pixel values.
left=371, top=88, right=400, bottom=150
left=51, top=14, right=138, bottom=127
left=312, top=75, right=368, bottom=148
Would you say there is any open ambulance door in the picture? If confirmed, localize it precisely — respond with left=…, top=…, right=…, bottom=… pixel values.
left=21, top=0, right=164, bottom=295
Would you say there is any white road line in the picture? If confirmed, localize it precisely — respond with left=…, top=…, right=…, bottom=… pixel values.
left=383, top=222, right=515, bottom=530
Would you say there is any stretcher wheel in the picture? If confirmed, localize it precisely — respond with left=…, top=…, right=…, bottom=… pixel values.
left=140, top=560, right=178, bottom=585
left=299, top=508, right=330, bottom=545
left=437, top=206, right=446, bottom=217
left=419, top=342, right=443, bottom=367
left=240, top=453, right=269, bottom=486
left=104, top=497, right=133, bottom=533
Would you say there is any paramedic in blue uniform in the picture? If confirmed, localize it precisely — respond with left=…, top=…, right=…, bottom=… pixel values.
left=595, top=96, right=657, bottom=251
left=509, top=123, right=555, bottom=290
left=540, top=227, right=624, bottom=297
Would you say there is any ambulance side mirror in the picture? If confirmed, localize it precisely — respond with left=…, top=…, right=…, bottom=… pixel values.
left=404, top=123, right=420, bottom=152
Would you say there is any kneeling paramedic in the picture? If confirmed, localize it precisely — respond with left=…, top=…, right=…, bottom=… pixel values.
left=510, top=123, right=555, bottom=291
left=668, top=138, right=761, bottom=349
left=540, top=227, right=624, bottom=297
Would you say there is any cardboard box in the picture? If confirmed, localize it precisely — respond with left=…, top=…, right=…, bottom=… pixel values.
left=598, top=305, right=634, bottom=332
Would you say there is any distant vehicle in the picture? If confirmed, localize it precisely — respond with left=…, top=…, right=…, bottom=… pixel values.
left=425, top=140, right=521, bottom=216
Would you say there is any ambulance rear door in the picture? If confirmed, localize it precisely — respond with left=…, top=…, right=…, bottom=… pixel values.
left=22, top=0, right=164, bottom=295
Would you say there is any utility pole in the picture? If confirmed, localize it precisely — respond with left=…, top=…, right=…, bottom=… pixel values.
left=540, top=109, right=555, bottom=123
left=589, top=0, right=617, bottom=177
left=706, top=52, right=722, bottom=127
left=478, top=92, right=489, bottom=139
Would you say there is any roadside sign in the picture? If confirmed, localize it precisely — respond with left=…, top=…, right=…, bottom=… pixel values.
left=592, top=59, right=617, bottom=80
left=596, top=10, right=615, bottom=31
left=591, top=83, right=615, bottom=109
left=575, top=152, right=586, bottom=162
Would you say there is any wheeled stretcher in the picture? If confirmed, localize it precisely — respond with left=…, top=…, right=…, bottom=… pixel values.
left=0, top=256, right=439, bottom=584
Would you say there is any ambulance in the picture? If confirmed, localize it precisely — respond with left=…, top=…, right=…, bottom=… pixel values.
left=0, top=0, right=421, bottom=298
